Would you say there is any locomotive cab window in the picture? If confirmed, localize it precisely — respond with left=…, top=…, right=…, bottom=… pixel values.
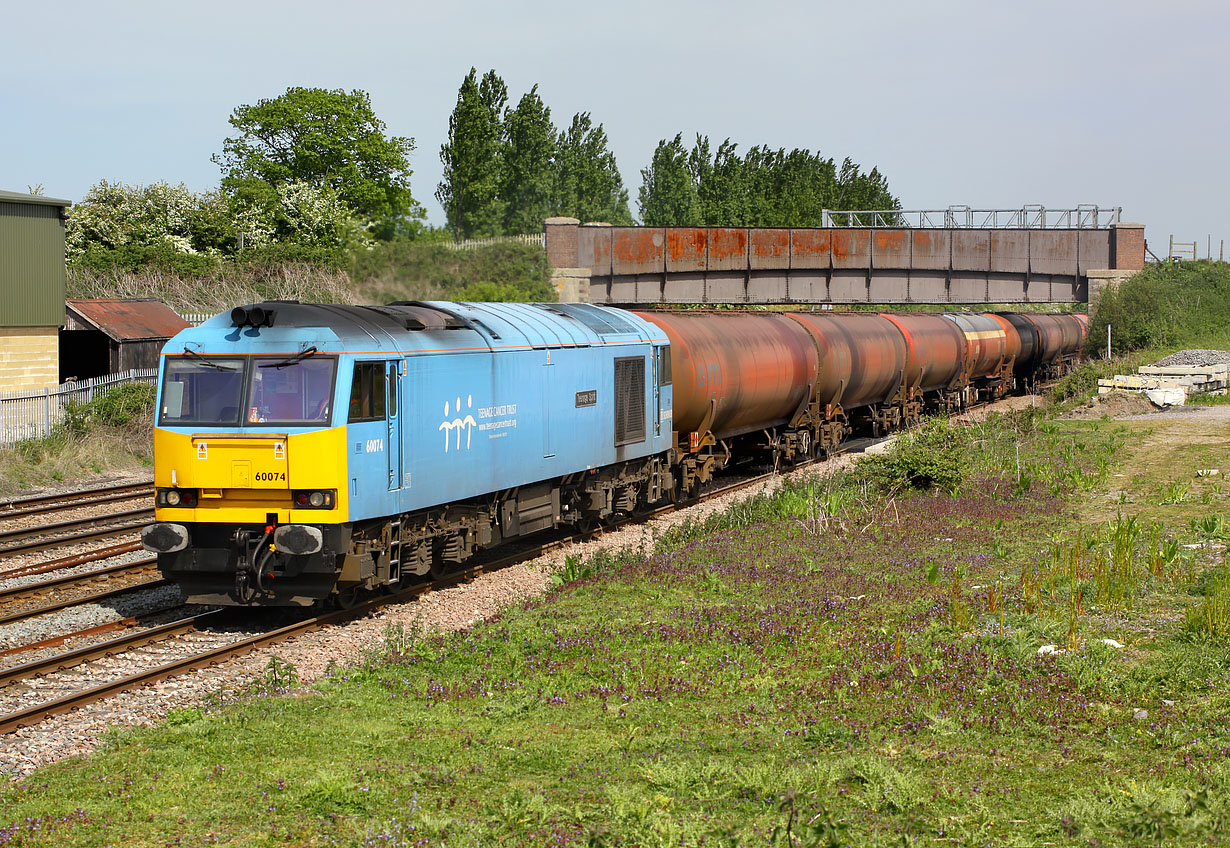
left=159, top=357, right=245, bottom=426
left=348, top=362, right=387, bottom=422
left=659, top=345, right=672, bottom=386
left=247, top=357, right=336, bottom=425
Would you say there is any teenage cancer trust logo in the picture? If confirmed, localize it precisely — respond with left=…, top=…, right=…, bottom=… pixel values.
left=439, top=395, right=477, bottom=453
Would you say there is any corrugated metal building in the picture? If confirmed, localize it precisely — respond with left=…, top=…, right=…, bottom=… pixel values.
left=61, top=298, right=188, bottom=380
left=0, top=189, right=72, bottom=392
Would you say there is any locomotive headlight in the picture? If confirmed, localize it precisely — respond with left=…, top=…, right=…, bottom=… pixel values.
left=158, top=488, right=198, bottom=507
left=292, top=490, right=335, bottom=509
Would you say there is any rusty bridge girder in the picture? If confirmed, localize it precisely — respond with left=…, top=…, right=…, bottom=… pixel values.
left=544, top=219, right=1145, bottom=306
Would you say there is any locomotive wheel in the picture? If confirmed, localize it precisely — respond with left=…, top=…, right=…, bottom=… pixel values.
left=333, top=584, right=364, bottom=609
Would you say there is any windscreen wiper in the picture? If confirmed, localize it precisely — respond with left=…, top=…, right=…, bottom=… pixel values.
left=182, top=348, right=239, bottom=371
left=259, top=346, right=318, bottom=369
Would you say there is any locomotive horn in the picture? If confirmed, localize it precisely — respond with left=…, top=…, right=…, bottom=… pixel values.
left=230, top=305, right=274, bottom=328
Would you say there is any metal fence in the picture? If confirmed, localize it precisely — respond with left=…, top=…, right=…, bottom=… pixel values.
left=822, top=205, right=1123, bottom=229
left=0, top=368, right=158, bottom=446
left=441, top=233, right=545, bottom=250
left=179, top=312, right=213, bottom=326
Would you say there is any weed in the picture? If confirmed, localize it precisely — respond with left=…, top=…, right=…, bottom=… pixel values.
left=164, top=707, right=204, bottom=727
left=551, top=554, right=595, bottom=588
left=1159, top=480, right=1190, bottom=505
left=1186, top=565, right=1230, bottom=638
left=859, top=418, right=970, bottom=494
left=1192, top=514, right=1226, bottom=540
left=254, top=656, right=299, bottom=693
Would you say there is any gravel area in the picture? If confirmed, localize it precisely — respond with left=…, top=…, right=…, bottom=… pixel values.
left=1114, top=403, right=1230, bottom=422
left=0, top=584, right=188, bottom=653
left=0, top=546, right=150, bottom=593
left=1151, top=349, right=1230, bottom=367
left=0, top=396, right=1039, bottom=778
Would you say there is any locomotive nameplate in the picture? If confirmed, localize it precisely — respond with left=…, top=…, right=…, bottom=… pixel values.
left=575, top=389, right=597, bottom=407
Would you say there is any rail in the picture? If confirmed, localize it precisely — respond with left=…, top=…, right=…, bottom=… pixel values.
left=821, top=205, right=1123, bottom=229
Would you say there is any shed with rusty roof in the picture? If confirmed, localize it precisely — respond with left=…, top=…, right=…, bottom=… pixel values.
left=61, top=298, right=188, bottom=380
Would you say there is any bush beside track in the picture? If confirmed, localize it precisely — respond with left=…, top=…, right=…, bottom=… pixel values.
left=0, top=384, right=155, bottom=496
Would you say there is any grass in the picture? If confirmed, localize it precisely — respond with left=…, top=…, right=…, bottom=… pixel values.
left=68, top=241, right=555, bottom=314
left=0, top=385, right=155, bottom=495
left=9, top=407, right=1230, bottom=846
left=67, top=263, right=358, bottom=314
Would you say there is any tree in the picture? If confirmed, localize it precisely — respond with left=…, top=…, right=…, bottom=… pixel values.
left=689, top=136, right=749, bottom=226
left=501, top=85, right=557, bottom=235
left=638, top=134, right=699, bottom=226
left=552, top=113, right=633, bottom=225
left=833, top=158, right=898, bottom=218
left=213, top=87, right=421, bottom=239
left=437, top=68, right=508, bottom=240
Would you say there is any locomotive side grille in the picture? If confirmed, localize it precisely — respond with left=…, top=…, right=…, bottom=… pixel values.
left=614, top=356, right=646, bottom=446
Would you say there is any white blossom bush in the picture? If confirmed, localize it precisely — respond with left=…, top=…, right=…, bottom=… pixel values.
left=275, top=181, right=369, bottom=248
left=67, top=180, right=217, bottom=259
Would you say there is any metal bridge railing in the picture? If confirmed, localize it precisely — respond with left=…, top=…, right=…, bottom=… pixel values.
left=821, top=205, right=1123, bottom=229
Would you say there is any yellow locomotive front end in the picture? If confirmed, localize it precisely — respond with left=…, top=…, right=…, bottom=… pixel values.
left=142, top=339, right=353, bottom=605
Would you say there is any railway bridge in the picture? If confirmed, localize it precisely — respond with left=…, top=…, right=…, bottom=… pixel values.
left=544, top=206, right=1144, bottom=307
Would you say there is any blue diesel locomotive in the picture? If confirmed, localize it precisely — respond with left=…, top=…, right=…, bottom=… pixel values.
left=142, top=301, right=674, bottom=605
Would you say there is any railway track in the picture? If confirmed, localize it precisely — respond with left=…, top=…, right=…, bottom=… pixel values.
left=0, top=507, right=153, bottom=559
left=0, top=540, right=143, bottom=582
left=0, top=480, right=153, bottom=521
left=0, top=452, right=840, bottom=735
left=0, top=558, right=165, bottom=628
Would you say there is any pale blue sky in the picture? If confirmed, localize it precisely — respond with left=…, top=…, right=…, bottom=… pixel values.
left=4, top=0, right=1226, bottom=254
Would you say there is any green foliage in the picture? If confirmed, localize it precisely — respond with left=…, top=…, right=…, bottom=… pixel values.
left=500, top=85, right=557, bottom=236
left=66, top=180, right=234, bottom=261
left=437, top=68, right=508, bottom=240
left=1087, top=261, right=1230, bottom=356
left=438, top=71, right=633, bottom=236
left=1186, top=566, right=1230, bottom=638
left=60, top=382, right=156, bottom=436
left=1047, top=355, right=1146, bottom=404
left=552, top=112, right=633, bottom=225
left=641, top=133, right=899, bottom=226
left=457, top=280, right=552, bottom=302
left=638, top=133, right=700, bottom=226
left=164, top=707, right=204, bottom=726
left=351, top=241, right=554, bottom=303
left=214, top=86, right=421, bottom=239
left=858, top=419, right=971, bottom=494
left=67, top=176, right=365, bottom=273
left=550, top=554, right=595, bottom=588
left=72, top=242, right=221, bottom=277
